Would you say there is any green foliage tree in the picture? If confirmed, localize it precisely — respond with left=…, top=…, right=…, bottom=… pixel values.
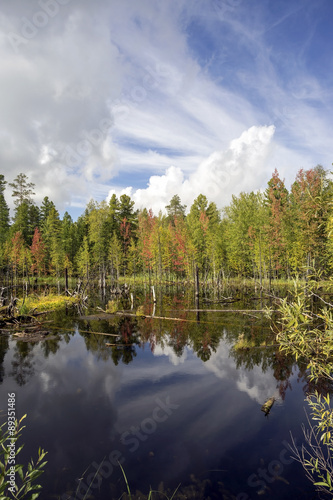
left=289, top=166, right=330, bottom=274
left=264, top=169, right=289, bottom=277
left=87, top=200, right=109, bottom=272
left=187, top=194, right=220, bottom=275
left=109, top=232, right=122, bottom=281
left=76, top=235, right=90, bottom=279
left=42, top=207, right=63, bottom=276
left=223, top=191, right=265, bottom=276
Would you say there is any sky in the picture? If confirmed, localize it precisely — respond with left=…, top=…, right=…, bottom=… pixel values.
left=0, top=0, right=332, bottom=219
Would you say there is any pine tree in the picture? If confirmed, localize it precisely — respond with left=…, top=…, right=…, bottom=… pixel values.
left=0, top=175, right=10, bottom=245
left=40, top=196, right=56, bottom=226
left=166, top=194, right=186, bottom=223
left=9, top=173, right=35, bottom=206
left=42, top=207, right=63, bottom=275
left=10, top=173, right=37, bottom=245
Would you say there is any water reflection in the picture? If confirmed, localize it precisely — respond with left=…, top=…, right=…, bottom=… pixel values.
left=0, top=290, right=322, bottom=499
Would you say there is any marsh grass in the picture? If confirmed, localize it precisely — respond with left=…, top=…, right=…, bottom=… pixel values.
left=18, top=294, right=80, bottom=315
left=118, top=462, right=180, bottom=500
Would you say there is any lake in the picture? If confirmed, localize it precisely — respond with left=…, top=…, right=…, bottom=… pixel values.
left=0, top=285, right=319, bottom=499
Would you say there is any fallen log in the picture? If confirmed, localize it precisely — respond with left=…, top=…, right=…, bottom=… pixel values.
left=105, top=343, right=134, bottom=347
left=180, top=309, right=268, bottom=313
left=261, top=397, right=275, bottom=416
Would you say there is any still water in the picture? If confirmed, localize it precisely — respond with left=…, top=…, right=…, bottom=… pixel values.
left=0, top=287, right=319, bottom=499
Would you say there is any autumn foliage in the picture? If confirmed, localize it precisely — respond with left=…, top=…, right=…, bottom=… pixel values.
left=0, top=166, right=332, bottom=282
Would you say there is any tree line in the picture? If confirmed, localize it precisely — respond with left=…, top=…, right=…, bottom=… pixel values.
left=0, top=165, right=332, bottom=283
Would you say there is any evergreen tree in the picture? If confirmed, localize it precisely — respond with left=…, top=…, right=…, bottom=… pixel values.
left=9, top=173, right=35, bottom=206
left=166, top=194, right=186, bottom=223
left=118, top=194, right=138, bottom=236
left=107, top=194, right=120, bottom=236
left=10, top=173, right=37, bottom=245
left=0, top=175, right=10, bottom=245
left=40, top=196, right=56, bottom=226
left=42, top=207, right=63, bottom=275
left=87, top=200, right=109, bottom=271
left=61, top=211, right=76, bottom=264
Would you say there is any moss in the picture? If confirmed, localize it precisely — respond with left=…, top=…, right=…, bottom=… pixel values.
left=18, top=294, right=79, bottom=314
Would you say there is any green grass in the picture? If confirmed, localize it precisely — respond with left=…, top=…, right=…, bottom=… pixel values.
left=18, top=294, right=80, bottom=315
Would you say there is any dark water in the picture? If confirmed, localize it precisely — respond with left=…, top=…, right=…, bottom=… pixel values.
left=0, top=287, right=320, bottom=499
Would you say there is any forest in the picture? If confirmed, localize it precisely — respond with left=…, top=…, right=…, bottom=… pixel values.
left=0, top=164, right=332, bottom=284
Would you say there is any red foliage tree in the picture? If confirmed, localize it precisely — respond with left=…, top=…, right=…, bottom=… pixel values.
left=30, top=227, right=46, bottom=276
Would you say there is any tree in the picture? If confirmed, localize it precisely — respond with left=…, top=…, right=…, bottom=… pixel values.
left=9, top=231, right=26, bottom=280
left=120, top=217, right=132, bottom=275
left=137, top=209, right=156, bottom=275
left=30, top=227, right=46, bottom=276
left=61, top=212, right=76, bottom=266
left=40, top=196, right=56, bottom=226
left=87, top=200, right=109, bottom=272
left=264, top=169, right=289, bottom=277
left=10, top=174, right=37, bottom=245
left=76, top=236, right=90, bottom=279
left=0, top=175, right=10, bottom=245
left=223, top=191, right=266, bottom=276
left=107, top=194, right=120, bottom=236
left=166, top=194, right=186, bottom=223
left=9, top=173, right=35, bottom=207
left=118, top=194, right=138, bottom=238
left=109, top=232, right=122, bottom=281
left=42, top=207, right=63, bottom=276
left=187, top=194, right=221, bottom=276
left=289, top=166, right=330, bottom=274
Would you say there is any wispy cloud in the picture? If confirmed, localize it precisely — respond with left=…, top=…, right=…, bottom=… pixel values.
left=0, top=0, right=332, bottom=216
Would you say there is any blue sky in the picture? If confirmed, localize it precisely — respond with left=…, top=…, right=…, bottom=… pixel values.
left=0, top=0, right=332, bottom=219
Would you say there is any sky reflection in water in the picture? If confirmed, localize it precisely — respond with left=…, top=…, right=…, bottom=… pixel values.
left=0, top=310, right=317, bottom=499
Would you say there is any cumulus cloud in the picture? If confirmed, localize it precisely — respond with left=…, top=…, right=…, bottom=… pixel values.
left=112, top=124, right=275, bottom=213
left=205, top=342, right=278, bottom=404
left=153, top=340, right=188, bottom=366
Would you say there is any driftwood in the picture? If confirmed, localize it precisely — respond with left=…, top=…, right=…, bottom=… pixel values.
left=261, top=397, right=275, bottom=416
left=105, top=343, right=134, bottom=347
left=115, top=312, right=196, bottom=322
left=182, top=309, right=267, bottom=313
left=77, top=329, right=120, bottom=337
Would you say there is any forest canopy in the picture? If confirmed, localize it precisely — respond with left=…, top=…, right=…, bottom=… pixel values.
left=0, top=166, right=332, bottom=282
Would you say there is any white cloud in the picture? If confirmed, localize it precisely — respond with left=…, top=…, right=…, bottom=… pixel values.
left=153, top=341, right=188, bottom=366
left=205, top=341, right=278, bottom=404
left=116, top=124, right=276, bottom=213
left=0, top=1, right=332, bottom=217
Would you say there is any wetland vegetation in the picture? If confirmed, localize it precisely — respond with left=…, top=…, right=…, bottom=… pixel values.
left=1, top=165, right=333, bottom=498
